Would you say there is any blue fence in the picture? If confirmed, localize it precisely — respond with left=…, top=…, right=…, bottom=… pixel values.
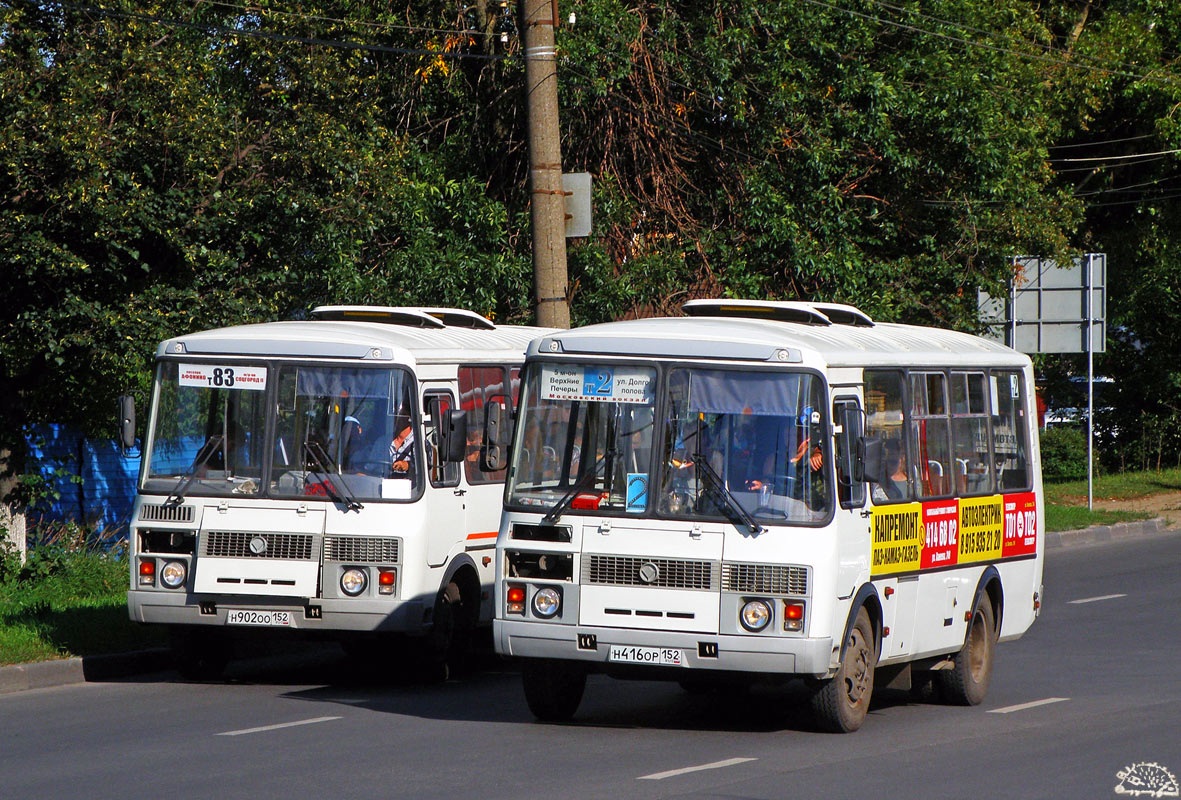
left=24, top=424, right=141, bottom=536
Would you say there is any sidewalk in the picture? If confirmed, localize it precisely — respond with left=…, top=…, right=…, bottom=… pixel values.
left=2, top=517, right=1176, bottom=696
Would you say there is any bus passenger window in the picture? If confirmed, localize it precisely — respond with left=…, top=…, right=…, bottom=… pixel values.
left=951, top=372, right=992, bottom=495
left=910, top=372, right=952, bottom=498
left=992, top=371, right=1030, bottom=490
left=864, top=371, right=909, bottom=503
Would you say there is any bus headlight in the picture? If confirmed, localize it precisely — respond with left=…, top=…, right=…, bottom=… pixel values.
left=160, top=560, right=187, bottom=589
left=532, top=587, right=561, bottom=619
left=340, top=568, right=368, bottom=597
left=740, top=599, right=772, bottom=632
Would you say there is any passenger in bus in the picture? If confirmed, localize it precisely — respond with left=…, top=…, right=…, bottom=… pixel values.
left=388, top=416, right=416, bottom=476
left=871, top=439, right=907, bottom=501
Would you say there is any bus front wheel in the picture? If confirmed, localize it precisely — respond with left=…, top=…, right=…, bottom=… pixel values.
left=938, top=593, right=996, bottom=705
left=522, top=658, right=586, bottom=722
left=811, top=607, right=876, bottom=733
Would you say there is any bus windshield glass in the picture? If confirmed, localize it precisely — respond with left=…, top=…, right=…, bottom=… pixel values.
left=142, top=362, right=418, bottom=501
left=660, top=368, right=830, bottom=524
left=269, top=365, right=417, bottom=501
left=506, top=363, right=830, bottom=524
left=507, top=364, right=658, bottom=514
left=143, top=362, right=270, bottom=496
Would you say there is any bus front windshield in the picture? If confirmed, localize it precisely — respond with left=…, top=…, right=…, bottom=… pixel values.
left=142, top=362, right=418, bottom=502
left=506, top=363, right=830, bottom=524
left=507, top=364, right=658, bottom=514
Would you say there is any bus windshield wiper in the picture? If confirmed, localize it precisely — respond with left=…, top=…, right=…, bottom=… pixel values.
left=303, top=440, right=363, bottom=512
left=166, top=434, right=224, bottom=505
left=693, top=451, right=765, bottom=535
left=542, top=450, right=614, bottom=525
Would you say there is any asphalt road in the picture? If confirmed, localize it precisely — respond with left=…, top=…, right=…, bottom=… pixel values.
left=2, top=532, right=1178, bottom=800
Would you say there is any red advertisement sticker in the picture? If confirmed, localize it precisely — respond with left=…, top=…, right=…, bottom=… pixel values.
left=921, top=500, right=959, bottom=569
left=1002, top=491, right=1038, bottom=557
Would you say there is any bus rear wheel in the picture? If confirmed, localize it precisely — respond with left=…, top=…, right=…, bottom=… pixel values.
left=811, top=608, right=875, bottom=733
left=522, top=658, right=586, bottom=722
left=938, top=593, right=996, bottom=705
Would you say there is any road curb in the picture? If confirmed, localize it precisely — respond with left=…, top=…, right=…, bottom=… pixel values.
left=1045, top=516, right=1175, bottom=548
left=0, top=648, right=171, bottom=696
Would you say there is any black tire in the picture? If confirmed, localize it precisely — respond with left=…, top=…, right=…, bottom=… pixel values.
left=170, top=625, right=232, bottom=681
left=811, top=607, right=876, bottom=733
left=522, top=658, right=586, bottom=722
left=938, top=593, right=996, bottom=706
left=429, top=580, right=476, bottom=677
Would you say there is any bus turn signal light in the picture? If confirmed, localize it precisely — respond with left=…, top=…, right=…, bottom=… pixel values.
left=783, top=601, right=805, bottom=632
left=138, top=559, right=155, bottom=586
left=507, top=585, right=526, bottom=614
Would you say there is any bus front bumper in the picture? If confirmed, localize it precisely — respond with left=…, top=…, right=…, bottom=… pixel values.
left=495, top=618, right=834, bottom=677
left=128, top=590, right=426, bottom=632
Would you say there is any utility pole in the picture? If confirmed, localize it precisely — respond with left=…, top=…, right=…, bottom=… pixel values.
left=522, top=0, right=570, bottom=328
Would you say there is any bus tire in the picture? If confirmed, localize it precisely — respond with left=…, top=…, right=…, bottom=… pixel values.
left=522, top=658, right=586, bottom=722
left=811, top=608, right=875, bottom=733
left=170, top=625, right=231, bottom=681
left=938, top=593, right=996, bottom=706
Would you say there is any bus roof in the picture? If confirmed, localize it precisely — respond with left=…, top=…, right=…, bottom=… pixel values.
left=156, top=307, right=553, bottom=365
left=529, top=304, right=1028, bottom=370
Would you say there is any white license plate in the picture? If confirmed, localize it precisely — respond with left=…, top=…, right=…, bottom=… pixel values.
left=225, top=609, right=292, bottom=627
left=608, top=645, right=684, bottom=666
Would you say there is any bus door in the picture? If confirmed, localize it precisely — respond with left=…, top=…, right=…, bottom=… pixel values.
left=832, top=393, right=869, bottom=598
left=422, top=386, right=465, bottom=567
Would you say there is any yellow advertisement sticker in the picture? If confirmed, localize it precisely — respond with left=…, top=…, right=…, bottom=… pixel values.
left=871, top=503, right=922, bottom=576
left=958, top=495, right=1004, bottom=563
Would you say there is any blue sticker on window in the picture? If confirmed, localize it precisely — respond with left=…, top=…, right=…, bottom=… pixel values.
left=626, top=472, right=649, bottom=513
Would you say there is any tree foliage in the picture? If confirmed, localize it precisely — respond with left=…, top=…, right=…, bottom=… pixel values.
left=2, top=0, right=1181, bottom=483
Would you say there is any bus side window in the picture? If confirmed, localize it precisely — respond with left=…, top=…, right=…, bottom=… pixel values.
left=424, top=392, right=460, bottom=488
left=864, top=371, right=909, bottom=503
left=910, top=372, right=952, bottom=499
left=833, top=398, right=865, bottom=508
left=991, top=370, right=1030, bottom=490
left=459, top=365, right=513, bottom=484
left=950, top=371, right=992, bottom=495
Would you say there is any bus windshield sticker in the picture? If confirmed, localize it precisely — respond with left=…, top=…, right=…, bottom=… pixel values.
left=178, top=364, right=268, bottom=391
left=626, top=472, right=649, bottom=513
left=540, top=365, right=654, bottom=404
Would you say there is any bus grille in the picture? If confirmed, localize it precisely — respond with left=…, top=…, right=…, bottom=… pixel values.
left=323, top=536, right=400, bottom=564
left=203, top=531, right=314, bottom=560
left=583, top=555, right=716, bottom=591
left=721, top=563, right=809, bottom=595
left=140, top=503, right=195, bottom=523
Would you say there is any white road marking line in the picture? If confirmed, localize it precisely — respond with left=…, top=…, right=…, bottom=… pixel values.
left=216, top=716, right=342, bottom=736
left=638, top=757, right=757, bottom=781
left=988, top=697, right=1069, bottom=714
left=1069, top=593, right=1127, bottom=604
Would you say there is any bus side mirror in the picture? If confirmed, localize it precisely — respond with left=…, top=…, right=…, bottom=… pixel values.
left=484, top=403, right=511, bottom=472
left=440, top=409, right=468, bottom=463
left=117, top=395, right=136, bottom=450
left=858, top=437, right=887, bottom=484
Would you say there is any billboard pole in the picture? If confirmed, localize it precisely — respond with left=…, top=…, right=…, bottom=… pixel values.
left=1086, top=253, right=1094, bottom=511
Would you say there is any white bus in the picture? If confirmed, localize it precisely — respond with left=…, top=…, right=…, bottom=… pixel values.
left=123, top=306, right=552, bottom=678
left=494, top=300, right=1043, bottom=731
